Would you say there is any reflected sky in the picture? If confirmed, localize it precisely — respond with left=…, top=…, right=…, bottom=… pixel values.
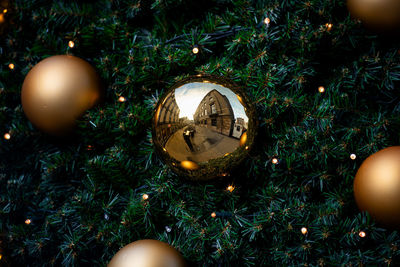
left=174, top=82, right=248, bottom=121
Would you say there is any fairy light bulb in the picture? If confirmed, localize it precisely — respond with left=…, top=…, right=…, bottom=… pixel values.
left=142, top=194, right=149, bottom=200
left=318, top=86, right=325, bottom=93
left=301, top=227, right=308, bottom=235
left=4, top=133, right=10, bottom=140
left=359, top=231, right=366, bottom=238
left=25, top=219, right=31, bottom=225
left=350, top=153, right=356, bottom=160
left=68, top=41, right=75, bottom=48
left=272, top=158, right=279, bottom=164
left=118, top=96, right=126, bottom=102
left=3, top=9, right=7, bottom=13
left=226, top=185, right=235, bottom=192
left=211, top=212, right=216, bottom=218
left=8, top=63, right=14, bottom=70
left=192, top=46, right=199, bottom=54
left=263, top=17, right=270, bottom=25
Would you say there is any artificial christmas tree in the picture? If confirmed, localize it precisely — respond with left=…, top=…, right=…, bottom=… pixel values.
left=2, top=0, right=400, bottom=266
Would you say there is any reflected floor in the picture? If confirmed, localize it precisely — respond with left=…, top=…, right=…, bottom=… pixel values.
left=165, top=125, right=239, bottom=162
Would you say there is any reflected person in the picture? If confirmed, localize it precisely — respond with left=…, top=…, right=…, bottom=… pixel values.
left=183, top=126, right=195, bottom=152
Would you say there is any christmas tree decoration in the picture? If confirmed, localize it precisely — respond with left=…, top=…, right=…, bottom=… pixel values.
left=347, top=0, right=400, bottom=32
left=108, top=239, right=186, bottom=267
left=68, top=40, right=75, bottom=48
left=0, top=0, right=9, bottom=35
left=301, top=227, right=308, bottom=235
left=359, top=231, right=366, bottom=238
left=192, top=46, right=199, bottom=54
left=354, top=146, right=400, bottom=227
left=21, top=55, right=102, bottom=135
left=152, top=75, right=257, bottom=180
left=3, top=133, right=10, bottom=140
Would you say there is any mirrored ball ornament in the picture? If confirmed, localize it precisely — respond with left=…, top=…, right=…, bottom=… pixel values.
left=152, top=75, right=257, bottom=180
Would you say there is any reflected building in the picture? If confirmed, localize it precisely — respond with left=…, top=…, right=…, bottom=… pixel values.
left=155, top=91, right=183, bottom=146
left=193, top=89, right=235, bottom=137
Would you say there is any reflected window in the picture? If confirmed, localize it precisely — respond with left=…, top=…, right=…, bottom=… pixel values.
left=211, top=118, right=217, bottom=126
left=205, top=109, right=207, bottom=115
left=211, top=104, right=216, bottom=114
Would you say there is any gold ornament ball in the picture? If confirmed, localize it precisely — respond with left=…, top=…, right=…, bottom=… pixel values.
left=347, top=0, right=400, bottom=32
left=21, top=55, right=102, bottom=135
left=354, top=146, right=400, bottom=227
left=152, top=75, right=257, bottom=180
left=108, top=239, right=186, bottom=267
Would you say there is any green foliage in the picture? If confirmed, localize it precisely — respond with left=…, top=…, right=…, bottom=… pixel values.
left=1, top=0, right=400, bottom=266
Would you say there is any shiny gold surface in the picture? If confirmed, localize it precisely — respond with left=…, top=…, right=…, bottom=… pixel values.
left=21, top=55, right=101, bottom=135
left=347, top=0, right=400, bottom=31
left=152, top=75, right=256, bottom=180
left=354, top=146, right=400, bottom=227
left=108, top=239, right=186, bottom=267
left=180, top=160, right=199, bottom=170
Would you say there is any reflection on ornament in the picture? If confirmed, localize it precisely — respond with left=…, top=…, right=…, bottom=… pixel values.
left=180, top=160, right=199, bottom=171
left=237, top=94, right=244, bottom=106
left=21, top=55, right=102, bottom=135
left=108, top=239, right=186, bottom=267
left=239, top=132, right=247, bottom=147
left=152, top=75, right=257, bottom=180
left=354, top=146, right=400, bottom=227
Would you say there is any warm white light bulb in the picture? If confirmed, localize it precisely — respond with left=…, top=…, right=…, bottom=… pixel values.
left=301, top=227, right=308, bottom=235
